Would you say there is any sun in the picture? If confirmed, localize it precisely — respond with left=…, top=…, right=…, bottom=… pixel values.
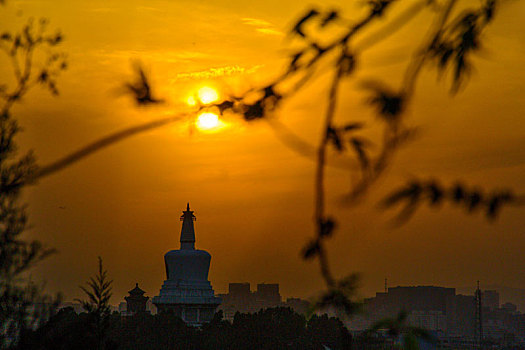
left=196, top=112, right=221, bottom=131
left=187, top=87, right=224, bottom=131
left=186, top=86, right=219, bottom=105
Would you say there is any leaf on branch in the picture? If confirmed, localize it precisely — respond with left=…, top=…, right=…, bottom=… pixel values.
left=291, top=9, right=320, bottom=37
left=363, top=82, right=405, bottom=121
left=289, top=51, right=304, bottom=71
left=311, top=42, right=327, bottom=55
left=382, top=182, right=422, bottom=208
left=367, top=0, right=394, bottom=17
left=243, top=100, right=264, bottom=120
left=320, top=10, right=339, bottom=27
left=302, top=239, right=320, bottom=260
left=426, top=181, right=443, bottom=205
left=318, top=217, right=336, bottom=238
left=124, top=62, right=164, bottom=105
left=214, top=100, right=234, bottom=115
left=338, top=51, right=356, bottom=77
left=467, top=191, right=482, bottom=211
left=350, top=137, right=370, bottom=170
left=451, top=184, right=465, bottom=203
left=337, top=273, right=360, bottom=295
left=46, top=31, right=63, bottom=45
left=326, top=126, right=344, bottom=152
left=343, top=122, right=363, bottom=131
left=382, top=182, right=423, bottom=223
left=263, top=84, right=282, bottom=101
left=429, top=40, right=454, bottom=72
left=483, top=0, right=496, bottom=23
left=38, top=70, right=48, bottom=83
left=48, top=81, right=59, bottom=95
left=486, top=191, right=513, bottom=218
left=315, top=288, right=361, bottom=317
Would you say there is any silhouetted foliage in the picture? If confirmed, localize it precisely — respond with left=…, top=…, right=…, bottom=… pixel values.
left=75, top=257, right=114, bottom=350
left=18, top=307, right=359, bottom=350
left=124, top=62, right=164, bottom=105
left=383, top=180, right=525, bottom=224
left=0, top=14, right=65, bottom=349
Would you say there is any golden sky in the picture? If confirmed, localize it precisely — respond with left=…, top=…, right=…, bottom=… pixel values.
left=2, top=0, right=524, bottom=306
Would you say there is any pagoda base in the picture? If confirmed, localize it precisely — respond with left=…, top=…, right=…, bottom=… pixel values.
left=153, top=303, right=220, bottom=326
left=152, top=279, right=221, bottom=326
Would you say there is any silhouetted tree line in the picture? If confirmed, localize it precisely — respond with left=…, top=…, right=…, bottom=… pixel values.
left=14, top=307, right=401, bottom=350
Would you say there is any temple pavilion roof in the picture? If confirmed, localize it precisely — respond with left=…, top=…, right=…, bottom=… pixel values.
left=128, top=283, right=146, bottom=296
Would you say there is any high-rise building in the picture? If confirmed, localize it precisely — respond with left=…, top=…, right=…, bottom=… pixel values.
left=255, top=283, right=281, bottom=307
left=218, top=282, right=292, bottom=321
left=348, top=286, right=457, bottom=333
left=152, top=204, right=221, bottom=326
left=482, top=290, right=500, bottom=311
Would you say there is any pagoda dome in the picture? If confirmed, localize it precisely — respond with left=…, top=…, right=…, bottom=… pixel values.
left=164, top=248, right=211, bottom=282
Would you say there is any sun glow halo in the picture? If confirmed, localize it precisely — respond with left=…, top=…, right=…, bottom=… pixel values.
left=186, top=95, right=197, bottom=106
left=197, top=87, right=219, bottom=104
left=196, top=112, right=221, bottom=131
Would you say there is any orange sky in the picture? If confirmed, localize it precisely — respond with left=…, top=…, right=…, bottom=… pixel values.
left=1, top=0, right=524, bottom=306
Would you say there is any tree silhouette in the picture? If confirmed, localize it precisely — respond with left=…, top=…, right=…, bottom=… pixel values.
left=0, top=14, right=65, bottom=349
left=75, top=257, right=113, bottom=350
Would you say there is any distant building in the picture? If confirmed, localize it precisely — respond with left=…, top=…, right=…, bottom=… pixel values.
left=482, top=290, right=500, bottom=311
left=58, top=302, right=84, bottom=314
left=347, top=285, right=525, bottom=343
left=124, top=283, right=149, bottom=316
left=118, top=302, right=127, bottom=314
left=455, top=294, right=476, bottom=337
left=284, top=297, right=310, bottom=315
left=255, top=283, right=281, bottom=307
left=349, top=286, right=457, bottom=334
left=152, top=204, right=221, bottom=326
left=501, top=302, right=518, bottom=313
left=218, top=282, right=308, bottom=321
left=146, top=299, right=157, bottom=315
left=408, top=310, right=447, bottom=332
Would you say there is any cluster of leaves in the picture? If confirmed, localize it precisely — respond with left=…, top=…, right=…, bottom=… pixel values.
left=75, top=257, right=113, bottom=350
left=124, top=62, right=164, bottom=106
left=0, top=15, right=65, bottom=349
left=428, top=0, right=498, bottom=92
left=204, top=83, right=283, bottom=122
left=306, top=273, right=362, bottom=322
left=383, top=180, right=524, bottom=223
left=0, top=18, right=66, bottom=106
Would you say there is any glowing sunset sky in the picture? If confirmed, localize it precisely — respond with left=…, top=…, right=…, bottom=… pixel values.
left=1, top=0, right=524, bottom=306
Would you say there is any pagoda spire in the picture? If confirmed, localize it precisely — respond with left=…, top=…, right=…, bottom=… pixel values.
left=180, top=202, right=196, bottom=250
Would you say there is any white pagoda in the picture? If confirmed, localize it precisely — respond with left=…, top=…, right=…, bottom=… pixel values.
left=152, top=204, right=221, bottom=325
